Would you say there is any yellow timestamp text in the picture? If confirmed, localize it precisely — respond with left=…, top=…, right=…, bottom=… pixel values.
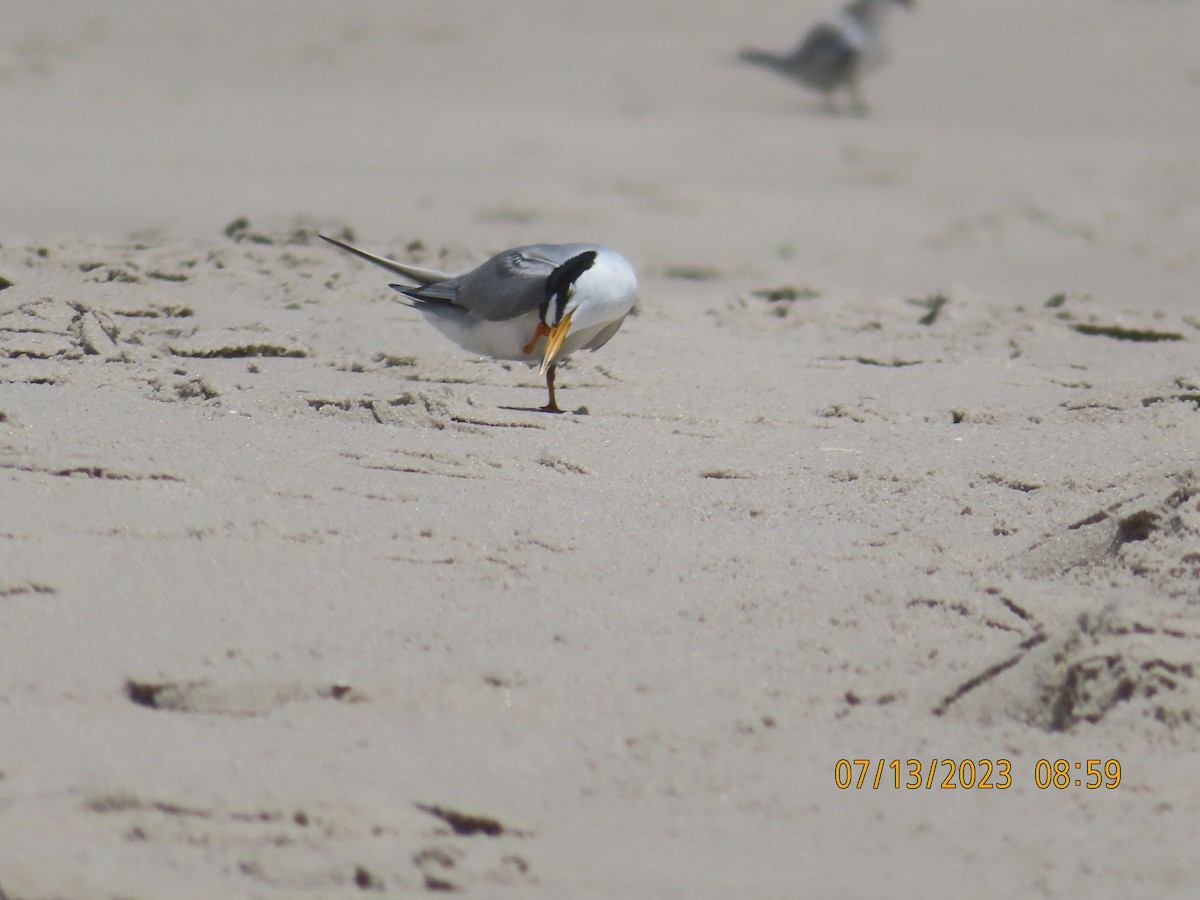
left=834, top=758, right=1012, bottom=790
left=1033, top=758, right=1121, bottom=789
left=833, top=758, right=1123, bottom=790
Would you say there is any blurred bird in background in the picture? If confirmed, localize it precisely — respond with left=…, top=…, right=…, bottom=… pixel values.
left=740, top=0, right=913, bottom=114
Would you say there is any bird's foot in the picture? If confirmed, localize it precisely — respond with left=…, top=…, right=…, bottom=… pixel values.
left=523, top=323, right=551, bottom=355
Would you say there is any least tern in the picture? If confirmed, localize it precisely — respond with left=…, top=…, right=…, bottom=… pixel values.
left=320, top=234, right=638, bottom=413
left=740, top=0, right=913, bottom=114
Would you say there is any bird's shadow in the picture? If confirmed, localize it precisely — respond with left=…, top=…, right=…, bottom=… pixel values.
left=498, top=405, right=587, bottom=416
left=778, top=98, right=871, bottom=118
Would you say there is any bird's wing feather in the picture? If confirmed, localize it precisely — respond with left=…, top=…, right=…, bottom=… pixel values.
left=389, top=281, right=460, bottom=308
left=325, top=236, right=603, bottom=324
left=453, top=245, right=591, bottom=322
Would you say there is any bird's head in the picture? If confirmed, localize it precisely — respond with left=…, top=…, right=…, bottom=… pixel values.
left=538, top=249, right=638, bottom=375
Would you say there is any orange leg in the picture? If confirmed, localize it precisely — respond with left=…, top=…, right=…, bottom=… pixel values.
left=522, top=322, right=551, bottom=355
left=540, top=364, right=562, bottom=413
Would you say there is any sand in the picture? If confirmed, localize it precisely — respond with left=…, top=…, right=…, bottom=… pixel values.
left=2, top=1, right=1200, bottom=897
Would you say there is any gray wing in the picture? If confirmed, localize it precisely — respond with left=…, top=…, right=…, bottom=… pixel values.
left=325, top=234, right=600, bottom=324
left=441, top=244, right=600, bottom=322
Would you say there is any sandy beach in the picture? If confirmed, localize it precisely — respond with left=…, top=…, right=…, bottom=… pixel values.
left=3, top=1, right=1200, bottom=896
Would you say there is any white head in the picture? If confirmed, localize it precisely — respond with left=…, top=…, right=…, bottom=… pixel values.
left=539, top=248, right=638, bottom=374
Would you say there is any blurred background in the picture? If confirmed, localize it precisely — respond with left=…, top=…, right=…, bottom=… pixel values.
left=3, top=0, right=1199, bottom=307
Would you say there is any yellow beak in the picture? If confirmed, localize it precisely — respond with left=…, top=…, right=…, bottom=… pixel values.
left=539, top=310, right=574, bottom=376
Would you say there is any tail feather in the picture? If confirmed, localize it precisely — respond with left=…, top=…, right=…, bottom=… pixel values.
left=739, top=47, right=785, bottom=69
left=319, top=234, right=451, bottom=286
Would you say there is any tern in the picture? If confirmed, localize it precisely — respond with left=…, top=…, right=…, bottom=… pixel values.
left=740, top=0, right=913, bottom=114
left=320, top=234, right=638, bottom=413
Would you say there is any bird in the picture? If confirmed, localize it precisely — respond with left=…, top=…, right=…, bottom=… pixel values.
left=320, top=234, right=638, bottom=413
left=739, top=0, right=913, bottom=114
